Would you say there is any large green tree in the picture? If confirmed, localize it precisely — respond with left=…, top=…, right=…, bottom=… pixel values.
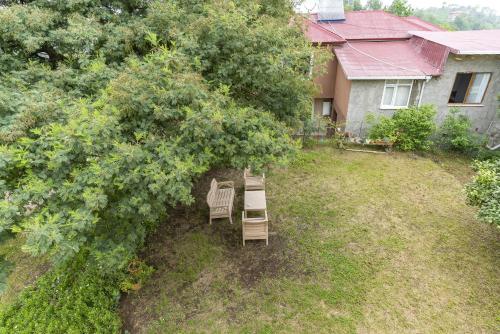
left=0, top=0, right=314, bottom=268
left=0, top=2, right=317, bottom=329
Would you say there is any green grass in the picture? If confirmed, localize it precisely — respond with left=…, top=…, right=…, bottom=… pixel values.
left=0, top=232, right=49, bottom=310
left=115, top=147, right=498, bottom=332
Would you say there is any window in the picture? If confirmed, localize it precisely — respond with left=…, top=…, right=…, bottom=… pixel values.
left=322, top=100, right=332, bottom=116
left=381, top=80, right=413, bottom=109
left=449, top=72, right=491, bottom=104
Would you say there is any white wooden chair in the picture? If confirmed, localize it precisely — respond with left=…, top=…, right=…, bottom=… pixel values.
left=207, top=178, right=235, bottom=224
left=241, top=210, right=268, bottom=246
left=244, top=168, right=265, bottom=191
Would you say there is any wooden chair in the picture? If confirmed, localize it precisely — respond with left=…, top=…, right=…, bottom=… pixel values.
left=244, top=168, right=265, bottom=191
left=241, top=210, right=268, bottom=246
left=206, top=178, right=235, bottom=224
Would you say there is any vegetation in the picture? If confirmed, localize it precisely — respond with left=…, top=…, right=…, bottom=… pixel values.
left=368, top=105, right=436, bottom=151
left=434, top=108, right=486, bottom=154
left=121, top=147, right=499, bottom=333
left=0, top=253, right=122, bottom=334
left=343, top=1, right=500, bottom=29
left=387, top=0, right=413, bottom=17
left=413, top=4, right=500, bottom=31
left=0, top=0, right=317, bottom=331
left=466, top=159, right=500, bottom=226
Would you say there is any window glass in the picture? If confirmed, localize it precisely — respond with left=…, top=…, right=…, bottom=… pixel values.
left=449, top=73, right=472, bottom=103
left=395, top=85, right=411, bottom=106
left=466, top=73, right=490, bottom=103
left=383, top=86, right=395, bottom=105
left=322, top=101, right=331, bottom=116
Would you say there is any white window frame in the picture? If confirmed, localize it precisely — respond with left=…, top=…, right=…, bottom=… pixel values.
left=380, top=80, right=414, bottom=109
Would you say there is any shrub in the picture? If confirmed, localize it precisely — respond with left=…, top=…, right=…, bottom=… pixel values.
left=368, top=105, right=436, bottom=151
left=465, top=158, right=500, bottom=226
left=0, top=254, right=122, bottom=334
left=434, top=108, right=486, bottom=154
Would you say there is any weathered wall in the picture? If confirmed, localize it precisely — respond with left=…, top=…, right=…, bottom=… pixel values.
left=344, top=54, right=499, bottom=137
left=344, top=80, right=421, bottom=136
left=421, top=54, right=499, bottom=133
left=333, top=63, right=351, bottom=124
left=313, top=46, right=337, bottom=99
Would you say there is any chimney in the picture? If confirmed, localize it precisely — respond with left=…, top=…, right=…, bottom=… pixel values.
left=318, top=0, right=345, bottom=22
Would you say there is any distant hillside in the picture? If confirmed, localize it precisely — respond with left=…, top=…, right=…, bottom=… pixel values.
left=413, top=4, right=500, bottom=31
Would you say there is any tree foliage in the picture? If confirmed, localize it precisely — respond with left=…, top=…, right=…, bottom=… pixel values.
left=413, top=4, right=500, bottom=31
left=387, top=0, right=413, bottom=17
left=366, top=0, right=383, bottom=11
left=0, top=2, right=315, bottom=327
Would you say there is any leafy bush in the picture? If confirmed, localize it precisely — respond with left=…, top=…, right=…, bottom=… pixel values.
left=368, top=105, right=437, bottom=151
left=465, top=159, right=500, bottom=226
left=0, top=254, right=122, bottom=334
left=434, top=108, right=485, bottom=154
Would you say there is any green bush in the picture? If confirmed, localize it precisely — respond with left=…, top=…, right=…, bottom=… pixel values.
left=368, top=105, right=436, bottom=151
left=0, top=254, right=122, bottom=334
left=465, top=158, right=500, bottom=226
left=434, top=108, right=485, bottom=154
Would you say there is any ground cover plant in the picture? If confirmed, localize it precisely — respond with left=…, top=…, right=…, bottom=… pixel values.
left=120, top=147, right=499, bottom=333
left=466, top=158, right=500, bottom=226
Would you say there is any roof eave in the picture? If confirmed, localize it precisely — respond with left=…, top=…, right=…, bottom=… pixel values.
left=451, top=51, right=500, bottom=55
left=348, top=75, right=433, bottom=80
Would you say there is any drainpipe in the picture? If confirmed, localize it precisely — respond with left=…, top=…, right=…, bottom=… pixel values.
left=418, top=76, right=431, bottom=107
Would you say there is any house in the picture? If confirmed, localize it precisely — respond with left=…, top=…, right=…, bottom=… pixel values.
left=305, top=3, right=500, bottom=140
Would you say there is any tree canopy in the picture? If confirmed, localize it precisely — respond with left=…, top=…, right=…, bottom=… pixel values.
left=0, top=0, right=315, bottom=270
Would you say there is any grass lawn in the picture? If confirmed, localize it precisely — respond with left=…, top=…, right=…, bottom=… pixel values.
left=120, top=146, right=499, bottom=333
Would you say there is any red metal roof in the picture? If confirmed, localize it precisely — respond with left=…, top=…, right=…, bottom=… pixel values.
left=404, top=16, right=444, bottom=32
left=304, top=19, right=345, bottom=44
left=310, top=11, right=442, bottom=40
left=410, top=30, right=500, bottom=55
left=334, top=40, right=442, bottom=79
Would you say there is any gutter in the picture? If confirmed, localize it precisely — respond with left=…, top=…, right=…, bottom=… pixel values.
left=348, top=75, right=429, bottom=80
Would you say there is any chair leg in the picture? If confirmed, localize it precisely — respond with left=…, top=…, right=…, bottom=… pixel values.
left=266, top=238, right=268, bottom=246
left=209, top=217, right=212, bottom=225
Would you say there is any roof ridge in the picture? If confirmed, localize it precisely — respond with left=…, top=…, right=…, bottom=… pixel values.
left=384, top=11, right=440, bottom=32
left=405, top=16, right=445, bottom=31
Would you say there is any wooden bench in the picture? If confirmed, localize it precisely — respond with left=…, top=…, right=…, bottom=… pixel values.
left=244, top=168, right=265, bottom=191
left=207, top=178, right=235, bottom=225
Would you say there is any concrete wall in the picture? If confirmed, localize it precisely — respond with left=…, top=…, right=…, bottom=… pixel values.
left=420, top=54, right=499, bottom=133
left=343, top=54, right=499, bottom=137
left=344, top=80, right=421, bottom=136
left=313, top=46, right=337, bottom=99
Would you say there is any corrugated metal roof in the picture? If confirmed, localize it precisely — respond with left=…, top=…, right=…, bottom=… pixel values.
left=410, top=30, right=500, bottom=54
left=334, top=40, right=442, bottom=79
left=304, top=19, right=346, bottom=44
left=311, top=11, right=441, bottom=40
left=404, top=16, right=444, bottom=32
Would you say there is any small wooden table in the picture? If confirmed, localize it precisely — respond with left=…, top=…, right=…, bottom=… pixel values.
left=244, top=190, right=267, bottom=212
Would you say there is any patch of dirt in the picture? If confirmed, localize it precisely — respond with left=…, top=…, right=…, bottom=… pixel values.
left=119, top=168, right=303, bottom=333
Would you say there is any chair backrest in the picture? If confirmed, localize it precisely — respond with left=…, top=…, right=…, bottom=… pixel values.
left=243, top=168, right=251, bottom=179
left=207, top=178, right=218, bottom=206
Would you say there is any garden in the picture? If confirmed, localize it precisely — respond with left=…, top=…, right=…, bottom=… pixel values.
left=0, top=1, right=498, bottom=333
